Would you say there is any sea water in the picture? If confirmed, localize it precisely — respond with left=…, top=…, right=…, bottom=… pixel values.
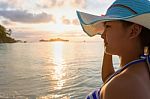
left=0, top=41, right=119, bottom=99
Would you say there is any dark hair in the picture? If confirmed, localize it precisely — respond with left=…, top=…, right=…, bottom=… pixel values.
left=121, top=20, right=150, bottom=49
left=139, top=27, right=150, bottom=49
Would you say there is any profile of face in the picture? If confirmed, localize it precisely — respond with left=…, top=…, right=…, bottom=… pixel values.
left=101, top=21, right=141, bottom=56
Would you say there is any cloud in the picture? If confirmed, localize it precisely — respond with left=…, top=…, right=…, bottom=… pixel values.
left=61, top=16, right=71, bottom=25
left=84, top=0, right=115, bottom=14
left=36, top=0, right=63, bottom=8
left=36, top=0, right=86, bottom=9
left=0, top=10, right=55, bottom=24
left=61, top=17, right=80, bottom=25
left=36, top=0, right=57, bottom=8
left=72, top=19, right=79, bottom=25
left=0, top=0, right=87, bottom=11
left=71, top=0, right=86, bottom=8
left=1, top=20, right=15, bottom=25
left=0, top=2, right=10, bottom=10
left=60, top=16, right=80, bottom=25
left=0, top=0, right=26, bottom=10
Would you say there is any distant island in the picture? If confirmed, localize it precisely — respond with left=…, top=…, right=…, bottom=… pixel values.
left=39, top=38, right=69, bottom=42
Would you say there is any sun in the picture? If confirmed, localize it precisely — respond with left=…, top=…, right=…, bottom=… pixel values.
left=29, top=11, right=76, bottom=34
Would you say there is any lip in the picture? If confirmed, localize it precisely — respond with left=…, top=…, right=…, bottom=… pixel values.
left=104, top=41, right=108, bottom=46
left=104, top=43, right=108, bottom=46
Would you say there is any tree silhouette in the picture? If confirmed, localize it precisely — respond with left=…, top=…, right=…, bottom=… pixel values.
left=0, top=24, right=7, bottom=38
left=0, top=24, right=16, bottom=43
left=6, top=29, right=12, bottom=36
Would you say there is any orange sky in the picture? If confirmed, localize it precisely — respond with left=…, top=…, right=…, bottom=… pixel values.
left=0, top=0, right=115, bottom=42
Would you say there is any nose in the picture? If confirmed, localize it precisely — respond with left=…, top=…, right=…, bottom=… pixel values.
left=101, top=31, right=105, bottom=39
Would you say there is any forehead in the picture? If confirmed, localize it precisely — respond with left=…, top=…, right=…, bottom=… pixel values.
left=103, top=21, right=122, bottom=25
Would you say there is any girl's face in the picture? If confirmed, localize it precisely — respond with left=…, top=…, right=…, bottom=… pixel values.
left=101, top=21, right=132, bottom=55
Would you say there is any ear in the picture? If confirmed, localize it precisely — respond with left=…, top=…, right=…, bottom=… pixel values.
left=129, top=24, right=142, bottom=39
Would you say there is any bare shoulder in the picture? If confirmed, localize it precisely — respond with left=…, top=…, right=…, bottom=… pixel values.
left=102, top=69, right=149, bottom=99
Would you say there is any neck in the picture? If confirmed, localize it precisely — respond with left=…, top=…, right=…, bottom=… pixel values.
left=119, top=49, right=143, bottom=67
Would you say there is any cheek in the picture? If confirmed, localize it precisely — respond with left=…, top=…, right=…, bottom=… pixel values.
left=106, top=31, right=118, bottom=43
left=107, top=30, right=127, bottom=47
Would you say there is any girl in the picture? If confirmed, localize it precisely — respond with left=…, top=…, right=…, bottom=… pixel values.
left=77, top=0, right=150, bottom=99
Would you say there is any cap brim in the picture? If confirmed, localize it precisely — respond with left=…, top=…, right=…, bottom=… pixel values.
left=77, top=11, right=150, bottom=37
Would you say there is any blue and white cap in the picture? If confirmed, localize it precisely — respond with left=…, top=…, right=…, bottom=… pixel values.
left=77, top=0, right=150, bottom=37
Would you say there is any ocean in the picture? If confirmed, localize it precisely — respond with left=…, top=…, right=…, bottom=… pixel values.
left=0, top=41, right=119, bottom=99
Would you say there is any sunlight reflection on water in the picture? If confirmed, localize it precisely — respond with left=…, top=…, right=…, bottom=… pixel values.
left=52, top=42, right=65, bottom=90
left=0, top=42, right=119, bottom=99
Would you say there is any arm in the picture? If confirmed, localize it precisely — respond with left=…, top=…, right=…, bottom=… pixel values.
left=101, top=53, right=115, bottom=83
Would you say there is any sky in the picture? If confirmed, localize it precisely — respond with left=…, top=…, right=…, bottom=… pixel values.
left=0, top=0, right=115, bottom=42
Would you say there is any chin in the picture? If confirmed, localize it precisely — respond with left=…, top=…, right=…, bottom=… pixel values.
left=105, top=47, right=118, bottom=55
left=105, top=51, right=114, bottom=55
left=105, top=48, right=112, bottom=55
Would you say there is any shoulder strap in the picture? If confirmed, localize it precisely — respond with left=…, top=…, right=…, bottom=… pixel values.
left=146, top=55, right=150, bottom=76
left=103, top=56, right=146, bottom=85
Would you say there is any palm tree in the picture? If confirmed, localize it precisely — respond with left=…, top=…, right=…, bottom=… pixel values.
left=6, top=29, right=12, bottom=36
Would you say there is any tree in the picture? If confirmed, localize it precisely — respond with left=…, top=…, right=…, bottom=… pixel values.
left=0, top=24, right=7, bottom=38
left=0, top=24, right=16, bottom=43
left=6, top=29, right=12, bottom=36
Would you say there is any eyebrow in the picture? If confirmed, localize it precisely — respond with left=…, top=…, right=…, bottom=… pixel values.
left=103, top=22, right=111, bottom=27
left=103, top=22, right=106, bottom=27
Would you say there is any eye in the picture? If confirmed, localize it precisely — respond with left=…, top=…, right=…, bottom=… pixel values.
left=105, top=25, right=111, bottom=28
